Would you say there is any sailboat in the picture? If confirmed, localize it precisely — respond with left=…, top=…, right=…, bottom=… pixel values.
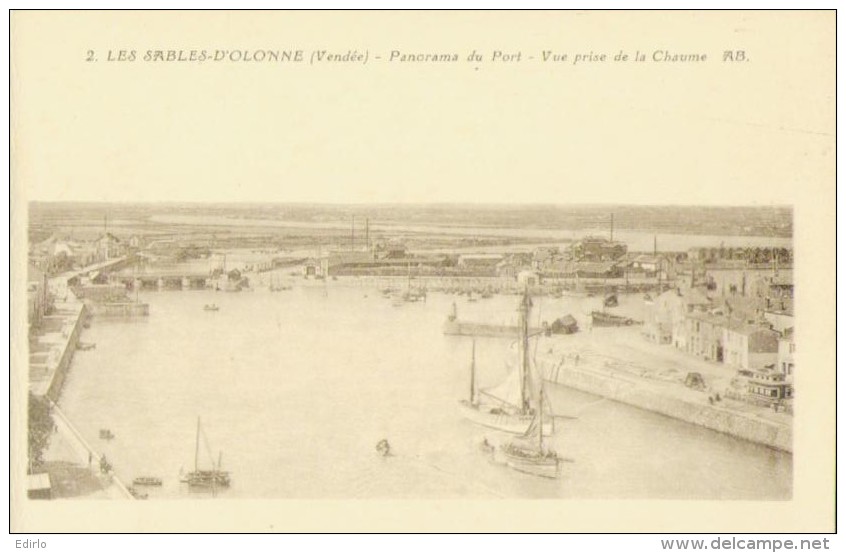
left=457, top=290, right=554, bottom=436
left=497, top=387, right=561, bottom=479
left=181, top=417, right=231, bottom=488
left=401, top=263, right=426, bottom=302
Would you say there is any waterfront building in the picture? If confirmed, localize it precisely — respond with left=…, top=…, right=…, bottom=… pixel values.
left=95, top=232, right=124, bottom=261
left=323, top=250, right=374, bottom=274
left=642, top=316, right=672, bottom=345
left=128, top=235, right=146, bottom=250
left=652, top=286, right=711, bottom=350
left=570, top=236, right=627, bottom=262
left=629, top=254, right=663, bottom=276
left=304, top=259, right=324, bottom=278
left=722, top=323, right=779, bottom=371
left=531, top=246, right=560, bottom=270
left=767, top=273, right=794, bottom=298
left=750, top=271, right=794, bottom=300
left=496, top=253, right=532, bottom=279
left=684, top=311, right=728, bottom=362
left=777, top=327, right=795, bottom=378
left=688, top=246, right=792, bottom=266
left=373, top=240, right=407, bottom=259
left=27, top=263, right=49, bottom=330
left=517, top=269, right=541, bottom=287
left=322, top=248, right=449, bottom=276
left=30, top=236, right=99, bottom=275
left=763, top=304, right=794, bottom=333
left=457, top=254, right=504, bottom=270
left=540, top=260, right=622, bottom=280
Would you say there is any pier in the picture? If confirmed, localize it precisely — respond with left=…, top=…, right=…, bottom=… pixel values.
left=535, top=330, right=793, bottom=453
left=28, top=260, right=145, bottom=499
left=29, top=297, right=85, bottom=401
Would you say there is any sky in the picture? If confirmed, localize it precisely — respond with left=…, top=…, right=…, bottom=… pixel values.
left=11, top=11, right=834, bottom=206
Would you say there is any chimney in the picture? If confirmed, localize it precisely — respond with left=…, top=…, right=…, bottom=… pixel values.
left=610, top=213, right=614, bottom=242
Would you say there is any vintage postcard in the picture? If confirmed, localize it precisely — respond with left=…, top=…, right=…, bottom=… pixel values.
left=9, top=10, right=835, bottom=532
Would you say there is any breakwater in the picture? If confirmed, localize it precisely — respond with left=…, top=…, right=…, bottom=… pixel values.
left=538, top=357, right=792, bottom=453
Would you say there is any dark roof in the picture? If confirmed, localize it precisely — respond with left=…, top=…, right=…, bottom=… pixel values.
left=558, top=314, right=578, bottom=326
left=97, top=232, right=121, bottom=243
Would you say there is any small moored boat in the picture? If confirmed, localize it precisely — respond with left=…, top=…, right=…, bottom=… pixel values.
left=181, top=417, right=231, bottom=489
left=133, top=476, right=163, bottom=486
left=128, top=487, right=149, bottom=500
left=497, top=389, right=561, bottom=479
left=591, top=311, right=639, bottom=327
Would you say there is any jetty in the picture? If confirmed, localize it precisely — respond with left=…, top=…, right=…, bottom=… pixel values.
left=535, top=331, right=793, bottom=453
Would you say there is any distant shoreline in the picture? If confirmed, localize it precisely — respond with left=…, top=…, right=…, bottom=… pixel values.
left=28, top=203, right=793, bottom=241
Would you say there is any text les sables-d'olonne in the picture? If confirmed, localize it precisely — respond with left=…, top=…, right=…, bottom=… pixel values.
left=85, top=48, right=745, bottom=66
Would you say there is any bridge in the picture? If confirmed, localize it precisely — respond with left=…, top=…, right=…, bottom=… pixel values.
left=49, top=256, right=221, bottom=291
left=50, top=256, right=132, bottom=286
left=109, top=270, right=214, bottom=290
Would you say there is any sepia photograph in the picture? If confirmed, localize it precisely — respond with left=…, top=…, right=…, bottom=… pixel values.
left=9, top=9, right=835, bottom=533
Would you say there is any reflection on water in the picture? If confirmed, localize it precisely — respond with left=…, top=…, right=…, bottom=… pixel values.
left=60, top=286, right=791, bottom=499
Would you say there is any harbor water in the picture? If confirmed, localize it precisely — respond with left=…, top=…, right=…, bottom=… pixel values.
left=59, top=285, right=792, bottom=499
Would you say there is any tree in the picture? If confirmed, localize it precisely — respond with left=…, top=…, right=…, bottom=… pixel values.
left=28, top=392, right=54, bottom=470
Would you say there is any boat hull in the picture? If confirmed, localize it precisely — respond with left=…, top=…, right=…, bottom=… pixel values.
left=444, top=320, right=544, bottom=338
left=182, top=470, right=231, bottom=488
left=458, top=401, right=553, bottom=436
left=133, top=477, right=162, bottom=486
left=590, top=311, right=638, bottom=327
left=501, top=453, right=561, bottom=479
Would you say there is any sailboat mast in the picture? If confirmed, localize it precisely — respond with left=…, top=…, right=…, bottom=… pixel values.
left=519, top=290, right=531, bottom=413
left=194, top=417, right=200, bottom=472
left=538, top=390, right=544, bottom=451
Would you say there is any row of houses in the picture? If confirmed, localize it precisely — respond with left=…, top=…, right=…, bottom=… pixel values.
left=30, top=232, right=147, bottom=275
left=687, top=245, right=793, bottom=265
left=27, top=263, right=50, bottom=330
left=314, top=237, right=793, bottom=289
left=643, top=285, right=795, bottom=378
left=321, top=248, right=661, bottom=281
